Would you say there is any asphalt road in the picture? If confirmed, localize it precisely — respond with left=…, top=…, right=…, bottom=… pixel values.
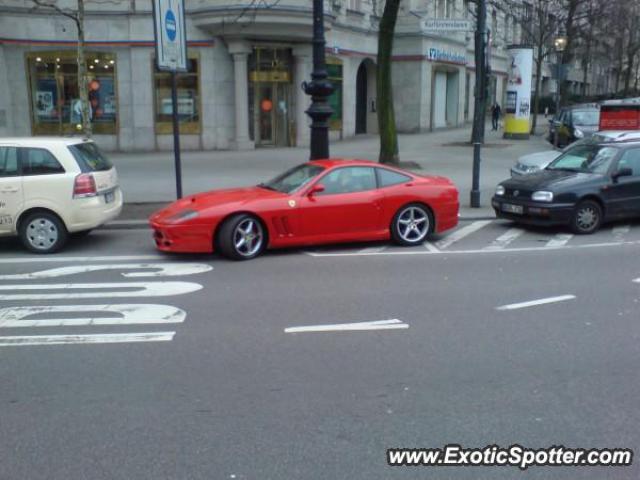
left=0, top=224, right=638, bottom=480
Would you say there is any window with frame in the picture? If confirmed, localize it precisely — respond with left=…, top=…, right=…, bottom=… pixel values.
left=617, top=149, right=640, bottom=176
left=20, top=148, right=65, bottom=176
left=377, top=168, right=411, bottom=187
left=327, top=57, right=343, bottom=131
left=154, top=56, right=201, bottom=134
left=0, top=147, right=19, bottom=177
left=27, top=52, right=117, bottom=135
left=319, top=167, right=376, bottom=195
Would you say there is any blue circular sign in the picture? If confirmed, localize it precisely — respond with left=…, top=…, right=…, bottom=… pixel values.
left=165, top=9, right=177, bottom=42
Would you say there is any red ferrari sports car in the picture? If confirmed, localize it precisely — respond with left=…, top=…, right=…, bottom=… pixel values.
left=150, top=159, right=459, bottom=260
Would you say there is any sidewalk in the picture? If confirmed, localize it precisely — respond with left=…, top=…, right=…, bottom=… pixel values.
left=111, top=120, right=552, bottom=222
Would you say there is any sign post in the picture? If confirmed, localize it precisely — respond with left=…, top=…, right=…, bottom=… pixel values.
left=152, top=0, right=187, bottom=199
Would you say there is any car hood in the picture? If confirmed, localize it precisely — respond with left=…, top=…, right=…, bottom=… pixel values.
left=501, top=169, right=601, bottom=191
left=150, top=186, right=285, bottom=222
left=518, top=150, right=561, bottom=168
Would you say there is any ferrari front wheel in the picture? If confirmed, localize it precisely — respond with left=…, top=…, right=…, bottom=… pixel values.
left=391, top=203, right=433, bottom=246
left=217, top=214, right=266, bottom=260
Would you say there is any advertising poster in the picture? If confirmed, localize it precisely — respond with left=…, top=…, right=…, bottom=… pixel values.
left=504, top=47, right=533, bottom=139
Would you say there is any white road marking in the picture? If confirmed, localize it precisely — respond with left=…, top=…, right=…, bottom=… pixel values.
left=632, top=278, right=640, bottom=283
left=0, top=263, right=212, bottom=280
left=0, top=304, right=185, bottom=327
left=285, top=319, right=409, bottom=333
left=496, top=295, right=576, bottom=311
left=435, top=220, right=492, bottom=250
left=0, top=255, right=162, bottom=264
left=612, top=225, right=631, bottom=238
left=305, top=238, right=640, bottom=257
left=423, top=241, right=440, bottom=253
left=545, top=233, right=573, bottom=248
left=0, top=282, right=202, bottom=300
left=358, top=246, right=387, bottom=254
left=483, top=227, right=525, bottom=250
left=0, top=332, right=175, bottom=346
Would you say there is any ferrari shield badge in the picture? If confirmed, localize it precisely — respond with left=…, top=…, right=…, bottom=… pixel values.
left=288, top=200, right=296, bottom=208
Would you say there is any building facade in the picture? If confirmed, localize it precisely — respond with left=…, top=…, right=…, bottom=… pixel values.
left=0, top=0, right=512, bottom=151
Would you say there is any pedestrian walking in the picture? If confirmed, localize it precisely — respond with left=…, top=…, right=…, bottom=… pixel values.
left=544, top=106, right=549, bottom=118
left=491, top=103, right=502, bottom=131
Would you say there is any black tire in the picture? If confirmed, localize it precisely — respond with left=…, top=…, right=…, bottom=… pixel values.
left=390, top=203, right=434, bottom=246
left=217, top=214, right=266, bottom=260
left=19, top=211, right=68, bottom=254
left=570, top=199, right=602, bottom=234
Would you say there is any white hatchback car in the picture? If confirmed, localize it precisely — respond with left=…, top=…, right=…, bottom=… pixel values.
left=0, top=137, right=123, bottom=253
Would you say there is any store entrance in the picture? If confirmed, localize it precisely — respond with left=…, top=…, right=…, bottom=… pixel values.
left=249, top=47, right=293, bottom=147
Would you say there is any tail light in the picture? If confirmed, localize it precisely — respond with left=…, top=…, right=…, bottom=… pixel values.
left=73, top=173, right=97, bottom=197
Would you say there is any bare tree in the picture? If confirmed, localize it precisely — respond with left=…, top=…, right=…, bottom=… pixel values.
left=376, top=0, right=401, bottom=165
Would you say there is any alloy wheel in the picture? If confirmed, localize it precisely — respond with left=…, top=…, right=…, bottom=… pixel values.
left=233, top=218, right=264, bottom=257
left=396, top=206, right=430, bottom=243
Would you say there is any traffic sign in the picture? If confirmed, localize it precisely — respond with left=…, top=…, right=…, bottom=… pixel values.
left=423, top=18, right=473, bottom=32
left=152, top=0, right=187, bottom=72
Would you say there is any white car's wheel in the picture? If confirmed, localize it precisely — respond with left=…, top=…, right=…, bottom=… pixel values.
left=19, top=212, right=68, bottom=253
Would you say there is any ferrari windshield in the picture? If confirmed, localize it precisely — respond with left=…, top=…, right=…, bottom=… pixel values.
left=546, top=145, right=619, bottom=174
left=260, top=163, right=325, bottom=194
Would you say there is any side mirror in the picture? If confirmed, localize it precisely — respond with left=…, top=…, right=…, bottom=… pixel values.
left=613, top=167, right=633, bottom=181
left=307, top=184, right=325, bottom=196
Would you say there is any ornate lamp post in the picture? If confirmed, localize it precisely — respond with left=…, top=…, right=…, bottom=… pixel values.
left=302, top=0, right=334, bottom=159
left=553, top=35, right=567, bottom=149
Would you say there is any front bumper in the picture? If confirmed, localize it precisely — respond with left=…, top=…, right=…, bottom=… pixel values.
left=150, top=221, right=214, bottom=253
left=491, top=196, right=574, bottom=226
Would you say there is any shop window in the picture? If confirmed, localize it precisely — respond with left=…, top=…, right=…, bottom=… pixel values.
left=154, top=56, right=201, bottom=134
left=327, top=58, right=343, bottom=131
left=27, top=52, right=117, bottom=135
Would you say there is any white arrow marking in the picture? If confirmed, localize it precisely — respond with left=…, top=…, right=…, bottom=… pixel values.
left=0, top=332, right=175, bottom=346
left=0, top=263, right=212, bottom=280
left=285, top=319, right=409, bottom=333
left=496, top=295, right=576, bottom=311
left=0, top=282, right=202, bottom=300
left=0, top=304, right=185, bottom=327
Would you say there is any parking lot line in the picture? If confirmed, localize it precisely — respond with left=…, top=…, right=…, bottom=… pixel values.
left=285, top=319, right=409, bottom=333
left=483, top=227, right=525, bottom=250
left=545, top=234, right=573, bottom=248
left=435, top=220, right=492, bottom=250
left=613, top=225, right=631, bottom=237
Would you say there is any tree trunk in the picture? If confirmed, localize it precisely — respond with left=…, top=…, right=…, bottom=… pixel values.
left=77, top=0, right=91, bottom=137
left=376, top=0, right=400, bottom=165
left=531, top=56, right=542, bottom=135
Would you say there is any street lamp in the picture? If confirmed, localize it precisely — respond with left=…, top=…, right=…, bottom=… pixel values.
left=302, top=0, right=334, bottom=160
left=553, top=34, right=567, bottom=149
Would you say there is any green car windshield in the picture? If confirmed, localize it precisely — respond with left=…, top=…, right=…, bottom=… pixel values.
left=259, top=163, right=326, bottom=194
left=546, top=145, right=619, bottom=174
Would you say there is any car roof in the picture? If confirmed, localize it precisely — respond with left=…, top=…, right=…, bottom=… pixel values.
left=309, top=158, right=381, bottom=168
left=590, top=131, right=640, bottom=144
left=0, top=136, right=91, bottom=147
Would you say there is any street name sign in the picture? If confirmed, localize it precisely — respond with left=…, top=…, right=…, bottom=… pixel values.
left=423, top=18, right=473, bottom=32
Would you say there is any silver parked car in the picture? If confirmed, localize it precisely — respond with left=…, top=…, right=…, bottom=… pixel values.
left=510, top=131, right=640, bottom=177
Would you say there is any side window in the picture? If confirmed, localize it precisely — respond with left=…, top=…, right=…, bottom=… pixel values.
left=617, top=149, right=640, bottom=177
left=21, top=148, right=65, bottom=176
left=0, top=147, right=19, bottom=177
left=319, top=167, right=376, bottom=195
left=377, top=168, right=411, bottom=187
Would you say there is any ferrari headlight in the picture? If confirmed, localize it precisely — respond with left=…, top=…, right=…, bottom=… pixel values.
left=532, top=191, right=554, bottom=202
left=495, top=185, right=505, bottom=196
left=167, top=209, right=199, bottom=223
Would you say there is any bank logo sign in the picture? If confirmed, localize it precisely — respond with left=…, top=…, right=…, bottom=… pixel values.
left=427, top=48, right=467, bottom=65
left=153, top=0, right=187, bottom=72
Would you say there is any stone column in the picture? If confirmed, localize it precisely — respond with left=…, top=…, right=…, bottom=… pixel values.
left=228, top=40, right=254, bottom=150
left=293, top=45, right=312, bottom=148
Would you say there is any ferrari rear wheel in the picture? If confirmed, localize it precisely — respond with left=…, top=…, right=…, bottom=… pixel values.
left=391, top=203, right=433, bottom=246
left=217, top=214, right=266, bottom=260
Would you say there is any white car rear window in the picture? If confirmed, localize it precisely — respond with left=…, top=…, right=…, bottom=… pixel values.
left=69, top=142, right=113, bottom=172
